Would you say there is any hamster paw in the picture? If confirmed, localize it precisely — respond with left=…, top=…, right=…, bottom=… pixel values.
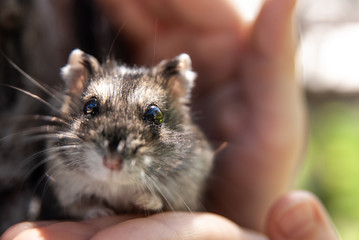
left=84, top=207, right=115, bottom=219
left=134, top=193, right=163, bottom=211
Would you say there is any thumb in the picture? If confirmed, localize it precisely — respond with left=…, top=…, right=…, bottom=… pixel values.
left=251, top=0, right=297, bottom=63
left=266, top=191, right=340, bottom=240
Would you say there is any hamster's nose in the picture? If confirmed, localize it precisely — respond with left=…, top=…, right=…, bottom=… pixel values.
left=103, top=154, right=123, bottom=171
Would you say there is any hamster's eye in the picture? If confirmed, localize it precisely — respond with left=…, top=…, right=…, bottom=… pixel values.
left=144, top=105, right=163, bottom=125
left=84, top=98, right=100, bottom=116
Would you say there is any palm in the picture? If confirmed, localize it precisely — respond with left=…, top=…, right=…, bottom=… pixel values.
left=99, top=0, right=305, bottom=230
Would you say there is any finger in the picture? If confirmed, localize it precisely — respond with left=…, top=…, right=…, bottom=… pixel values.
left=95, top=0, right=156, bottom=43
left=251, top=0, right=297, bottom=63
left=1, top=221, right=55, bottom=240
left=96, top=0, right=245, bottom=54
left=244, top=0, right=299, bottom=96
left=140, top=0, right=242, bottom=31
left=241, top=0, right=305, bottom=191
left=244, top=0, right=304, bottom=169
left=211, top=0, right=301, bottom=140
left=0, top=221, right=95, bottom=240
left=244, top=0, right=298, bottom=99
left=91, top=212, right=268, bottom=240
left=0, top=215, right=139, bottom=240
left=205, top=0, right=304, bottom=231
left=266, top=191, right=340, bottom=240
left=84, top=214, right=142, bottom=229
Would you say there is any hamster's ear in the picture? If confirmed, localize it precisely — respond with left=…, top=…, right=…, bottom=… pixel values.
left=61, top=49, right=99, bottom=96
left=157, top=54, right=197, bottom=101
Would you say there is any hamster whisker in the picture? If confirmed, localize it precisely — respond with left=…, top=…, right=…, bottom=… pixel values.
left=152, top=169, right=193, bottom=213
left=29, top=155, right=62, bottom=194
left=151, top=16, right=158, bottom=66
left=144, top=173, right=190, bottom=226
left=21, top=145, right=80, bottom=176
left=42, top=156, right=80, bottom=184
left=142, top=176, right=158, bottom=202
left=173, top=191, right=193, bottom=213
left=1, top=84, right=63, bottom=115
left=24, top=154, right=62, bottom=181
left=0, top=114, right=71, bottom=127
left=0, top=126, right=73, bottom=142
left=131, top=176, right=155, bottom=216
left=32, top=158, right=78, bottom=205
left=19, top=149, right=56, bottom=174
left=107, top=21, right=125, bottom=60
left=1, top=53, right=64, bottom=105
left=143, top=173, right=176, bottom=213
left=24, top=148, right=75, bottom=181
left=22, top=133, right=81, bottom=144
left=30, top=173, right=57, bottom=208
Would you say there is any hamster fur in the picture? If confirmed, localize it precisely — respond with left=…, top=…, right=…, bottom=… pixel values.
left=46, top=49, right=213, bottom=219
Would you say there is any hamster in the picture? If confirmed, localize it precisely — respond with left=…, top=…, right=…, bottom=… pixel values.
left=45, top=49, right=214, bottom=219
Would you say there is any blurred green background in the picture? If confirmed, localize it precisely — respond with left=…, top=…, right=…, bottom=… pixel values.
left=296, top=94, right=359, bottom=239
left=291, top=0, right=359, bottom=238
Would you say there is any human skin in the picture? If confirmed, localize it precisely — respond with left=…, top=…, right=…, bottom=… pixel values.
left=1, top=0, right=340, bottom=239
left=1, top=191, right=339, bottom=240
left=95, top=0, right=305, bottom=230
left=266, top=191, right=339, bottom=240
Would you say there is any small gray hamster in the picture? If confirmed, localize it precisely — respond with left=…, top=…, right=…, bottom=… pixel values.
left=46, top=49, right=214, bottom=219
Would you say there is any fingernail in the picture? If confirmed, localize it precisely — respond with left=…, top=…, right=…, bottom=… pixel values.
left=277, top=197, right=317, bottom=239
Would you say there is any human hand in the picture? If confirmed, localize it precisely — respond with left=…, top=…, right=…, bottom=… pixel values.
left=0, top=213, right=267, bottom=240
left=96, top=0, right=306, bottom=230
left=266, top=191, right=340, bottom=240
left=1, top=191, right=339, bottom=240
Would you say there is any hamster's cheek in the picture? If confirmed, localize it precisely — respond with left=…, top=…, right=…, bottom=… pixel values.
left=83, top=150, right=110, bottom=179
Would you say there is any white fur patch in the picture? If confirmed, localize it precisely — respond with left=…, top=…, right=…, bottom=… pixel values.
left=134, top=192, right=163, bottom=211
left=117, top=140, right=125, bottom=151
left=84, top=207, right=115, bottom=219
left=140, top=170, right=145, bottom=180
left=143, top=156, right=153, bottom=166
left=182, top=70, right=196, bottom=88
